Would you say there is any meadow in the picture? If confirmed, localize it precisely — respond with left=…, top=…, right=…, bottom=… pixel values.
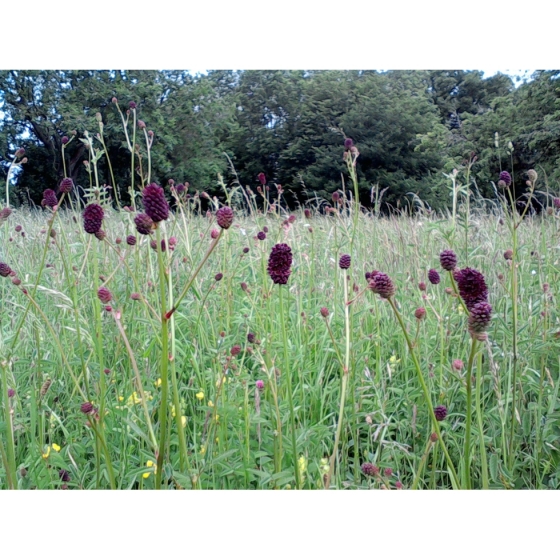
left=1, top=172, right=559, bottom=490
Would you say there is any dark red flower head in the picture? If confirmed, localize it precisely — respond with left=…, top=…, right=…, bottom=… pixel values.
left=428, top=269, right=440, bottom=285
left=499, top=171, right=512, bottom=187
left=344, top=138, right=354, bottom=150
left=267, top=243, right=293, bottom=285
left=80, top=402, right=95, bottom=415
left=258, top=172, right=266, bottom=185
left=468, top=301, right=492, bottom=335
left=439, top=249, right=457, bottom=271
left=339, top=254, right=351, bottom=269
left=304, top=208, right=311, bottom=219
left=134, top=213, right=154, bottom=235
left=126, top=235, right=137, bottom=246
left=59, top=178, right=74, bottom=194
left=455, top=267, right=488, bottom=311
left=59, top=469, right=71, bottom=482
left=43, top=189, right=58, bottom=209
left=434, top=405, right=448, bottom=421
left=0, top=263, right=12, bottom=278
left=368, top=272, right=396, bottom=299
left=97, top=287, right=112, bottom=304
left=83, top=204, right=104, bottom=234
left=257, top=231, right=266, bottom=241
left=361, top=462, right=379, bottom=477
left=216, top=207, right=234, bottom=229
left=142, top=183, right=169, bottom=223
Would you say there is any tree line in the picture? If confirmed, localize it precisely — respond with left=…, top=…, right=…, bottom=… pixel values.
left=1, top=70, right=559, bottom=211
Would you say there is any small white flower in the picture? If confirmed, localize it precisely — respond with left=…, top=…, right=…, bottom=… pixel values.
left=531, top=270, right=536, bottom=275
left=240, top=228, right=246, bottom=236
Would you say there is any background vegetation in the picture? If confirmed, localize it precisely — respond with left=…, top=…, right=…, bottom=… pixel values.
left=2, top=70, right=560, bottom=211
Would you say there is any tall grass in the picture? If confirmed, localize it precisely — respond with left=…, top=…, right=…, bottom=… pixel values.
left=1, top=197, right=560, bottom=489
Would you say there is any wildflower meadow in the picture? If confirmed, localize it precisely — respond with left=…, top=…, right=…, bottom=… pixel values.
left=2, top=106, right=560, bottom=491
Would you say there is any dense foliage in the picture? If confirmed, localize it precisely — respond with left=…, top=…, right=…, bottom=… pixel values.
left=2, top=70, right=560, bottom=210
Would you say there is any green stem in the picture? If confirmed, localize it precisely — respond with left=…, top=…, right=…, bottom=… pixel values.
left=475, top=350, right=489, bottom=489
left=155, top=226, right=170, bottom=489
left=388, top=297, right=460, bottom=489
left=279, top=285, right=301, bottom=489
left=326, top=268, right=352, bottom=489
left=0, top=362, right=17, bottom=488
left=464, top=338, right=478, bottom=489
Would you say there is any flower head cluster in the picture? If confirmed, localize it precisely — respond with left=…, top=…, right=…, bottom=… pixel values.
left=83, top=204, right=104, bottom=235
left=454, top=267, right=488, bottom=311
left=439, top=249, right=457, bottom=272
left=368, top=271, right=396, bottom=299
left=339, top=254, right=351, bottom=269
left=142, top=183, right=169, bottom=223
left=267, top=243, right=293, bottom=285
left=434, top=405, right=448, bottom=421
left=467, top=301, right=493, bottom=337
left=59, top=177, right=74, bottom=194
left=0, top=262, right=12, bottom=278
left=428, top=269, right=440, bottom=285
left=361, top=462, right=379, bottom=477
left=499, top=171, right=512, bottom=187
left=134, top=213, right=154, bottom=235
left=216, top=207, right=234, bottom=230
left=43, top=189, right=58, bottom=209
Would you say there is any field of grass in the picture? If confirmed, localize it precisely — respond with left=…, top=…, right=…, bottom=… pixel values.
left=1, top=188, right=560, bottom=490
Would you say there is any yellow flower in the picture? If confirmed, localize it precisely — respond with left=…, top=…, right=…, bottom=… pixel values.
left=42, top=446, right=51, bottom=459
left=127, top=391, right=142, bottom=405
left=389, top=354, right=400, bottom=365
left=215, top=437, right=219, bottom=443
left=181, top=416, right=187, bottom=428
left=214, top=414, right=220, bottom=422
left=52, top=443, right=61, bottom=452
left=171, top=404, right=176, bottom=418
left=118, top=396, right=124, bottom=402
left=200, top=445, right=206, bottom=455
left=155, top=378, right=162, bottom=388
left=207, top=400, right=214, bottom=407
left=196, top=391, right=204, bottom=401
left=298, top=455, right=308, bottom=474
left=143, top=459, right=157, bottom=478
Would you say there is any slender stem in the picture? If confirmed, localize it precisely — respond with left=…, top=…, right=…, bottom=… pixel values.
left=326, top=269, right=352, bottom=488
left=0, top=362, right=17, bottom=488
left=464, top=338, right=478, bottom=489
left=279, top=285, right=301, bottom=489
left=155, top=226, right=170, bottom=489
left=387, top=297, right=460, bottom=489
left=475, top=350, right=489, bottom=489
